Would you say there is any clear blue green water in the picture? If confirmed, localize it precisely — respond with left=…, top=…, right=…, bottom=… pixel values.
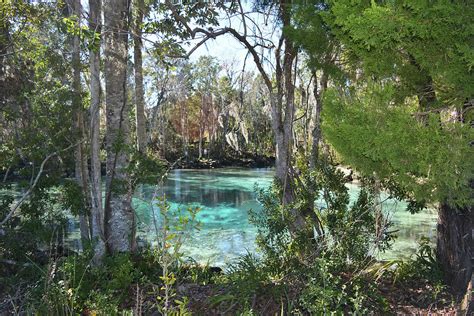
left=129, top=168, right=437, bottom=267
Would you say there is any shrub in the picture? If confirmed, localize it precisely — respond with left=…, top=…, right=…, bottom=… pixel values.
left=243, top=159, right=393, bottom=313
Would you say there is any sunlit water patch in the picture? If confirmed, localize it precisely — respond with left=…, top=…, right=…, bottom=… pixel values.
left=341, top=183, right=437, bottom=260
left=133, top=168, right=272, bottom=267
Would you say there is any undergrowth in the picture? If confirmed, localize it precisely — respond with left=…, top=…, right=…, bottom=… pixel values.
left=0, top=160, right=452, bottom=315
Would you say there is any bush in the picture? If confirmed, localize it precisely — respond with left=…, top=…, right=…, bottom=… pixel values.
left=241, top=160, right=394, bottom=313
left=392, top=237, right=443, bottom=285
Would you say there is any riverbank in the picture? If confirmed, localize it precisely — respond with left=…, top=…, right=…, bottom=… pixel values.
left=0, top=168, right=455, bottom=314
left=172, top=153, right=275, bottom=169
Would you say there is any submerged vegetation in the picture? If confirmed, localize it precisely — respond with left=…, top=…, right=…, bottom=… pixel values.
left=1, top=0, right=472, bottom=314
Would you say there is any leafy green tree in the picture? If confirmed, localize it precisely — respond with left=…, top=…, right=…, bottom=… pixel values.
left=320, top=0, right=473, bottom=294
left=0, top=1, right=84, bottom=272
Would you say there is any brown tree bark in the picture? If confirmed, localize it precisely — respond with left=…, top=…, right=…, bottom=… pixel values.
left=267, top=9, right=309, bottom=233
left=437, top=202, right=472, bottom=295
left=271, top=6, right=299, bottom=208
left=89, top=0, right=106, bottom=260
left=133, top=0, right=147, bottom=153
left=104, top=0, right=135, bottom=253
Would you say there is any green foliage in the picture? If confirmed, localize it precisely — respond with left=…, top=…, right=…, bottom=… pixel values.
left=0, top=0, right=79, bottom=226
left=313, top=0, right=474, bottom=214
left=226, top=253, right=274, bottom=302
left=0, top=183, right=80, bottom=313
left=326, top=0, right=474, bottom=105
left=24, top=242, right=193, bottom=314
left=0, top=181, right=69, bottom=268
left=392, top=237, right=443, bottom=286
left=177, top=261, right=220, bottom=285
left=238, top=161, right=393, bottom=313
left=28, top=252, right=131, bottom=314
left=368, top=237, right=451, bottom=306
left=0, top=184, right=202, bottom=314
left=62, top=15, right=101, bottom=52
left=109, top=178, right=129, bottom=196
left=2, top=0, right=464, bottom=313
left=144, top=0, right=229, bottom=61
left=249, top=182, right=295, bottom=268
left=288, top=0, right=343, bottom=81
left=323, top=82, right=473, bottom=208
left=147, top=196, right=200, bottom=315
left=251, top=160, right=392, bottom=270
left=129, top=151, right=167, bottom=186
left=59, top=180, right=87, bottom=216
left=300, top=256, right=387, bottom=314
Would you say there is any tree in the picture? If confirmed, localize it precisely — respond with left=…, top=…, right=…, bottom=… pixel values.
left=133, top=0, right=147, bottom=153
left=192, top=56, right=220, bottom=158
left=66, top=0, right=91, bottom=245
left=103, top=0, right=136, bottom=253
left=0, top=2, right=85, bottom=264
left=288, top=0, right=343, bottom=168
left=89, top=0, right=106, bottom=260
left=323, top=0, right=473, bottom=294
left=151, top=0, right=337, bottom=236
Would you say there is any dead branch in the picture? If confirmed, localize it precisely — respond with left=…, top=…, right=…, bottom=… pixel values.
left=0, top=141, right=81, bottom=227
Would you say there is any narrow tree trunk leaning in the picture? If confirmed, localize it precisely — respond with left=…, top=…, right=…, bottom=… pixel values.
left=149, top=85, right=166, bottom=149
left=133, top=0, right=147, bottom=153
left=302, top=71, right=327, bottom=239
left=69, top=0, right=91, bottom=243
left=104, top=0, right=135, bottom=253
left=460, top=273, right=474, bottom=314
left=89, top=0, right=106, bottom=260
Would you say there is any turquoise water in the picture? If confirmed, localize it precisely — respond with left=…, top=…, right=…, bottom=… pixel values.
left=130, top=168, right=437, bottom=267
left=133, top=168, right=274, bottom=267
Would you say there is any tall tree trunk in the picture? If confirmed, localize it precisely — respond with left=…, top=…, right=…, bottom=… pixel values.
left=301, top=71, right=328, bottom=239
left=0, top=12, right=9, bottom=109
left=276, top=34, right=297, bottom=206
left=104, top=0, right=135, bottom=254
left=310, top=71, right=327, bottom=169
left=149, top=85, right=166, bottom=150
left=437, top=202, right=472, bottom=295
left=89, top=0, right=105, bottom=260
left=221, top=99, right=229, bottom=154
left=133, top=0, right=146, bottom=153
left=69, top=0, right=91, bottom=244
left=198, top=95, right=204, bottom=159
left=268, top=31, right=307, bottom=234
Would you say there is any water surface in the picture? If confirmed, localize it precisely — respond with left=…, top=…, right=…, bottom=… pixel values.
left=131, top=168, right=437, bottom=267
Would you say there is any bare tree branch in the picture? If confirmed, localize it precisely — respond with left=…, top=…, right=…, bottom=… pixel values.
left=0, top=141, right=81, bottom=227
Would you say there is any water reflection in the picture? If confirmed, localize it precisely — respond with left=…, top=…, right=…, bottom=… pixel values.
left=133, top=168, right=437, bottom=267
